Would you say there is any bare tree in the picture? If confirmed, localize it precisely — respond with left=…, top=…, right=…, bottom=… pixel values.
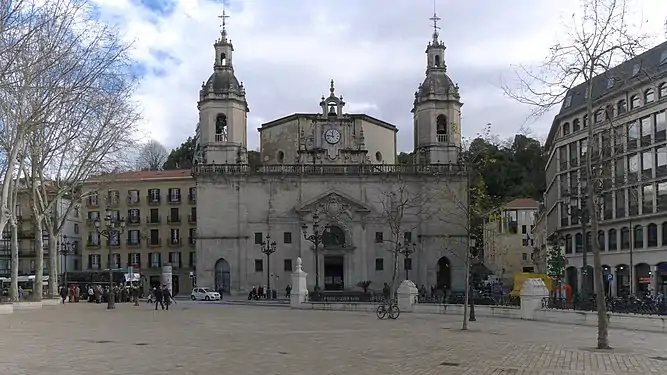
left=502, top=0, right=648, bottom=349
left=374, top=176, right=435, bottom=296
left=5, top=0, right=139, bottom=299
left=136, top=140, right=168, bottom=171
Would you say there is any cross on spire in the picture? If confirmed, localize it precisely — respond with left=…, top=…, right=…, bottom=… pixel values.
left=429, top=0, right=441, bottom=40
left=218, top=8, right=230, bottom=34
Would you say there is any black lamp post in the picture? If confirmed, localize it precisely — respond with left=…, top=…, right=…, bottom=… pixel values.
left=260, top=234, right=277, bottom=298
left=301, top=213, right=329, bottom=292
left=397, top=242, right=416, bottom=280
left=59, top=235, right=73, bottom=289
left=93, top=209, right=125, bottom=310
left=564, top=191, right=589, bottom=298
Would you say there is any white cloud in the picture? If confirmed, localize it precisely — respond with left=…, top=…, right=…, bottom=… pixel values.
left=90, top=0, right=667, bottom=151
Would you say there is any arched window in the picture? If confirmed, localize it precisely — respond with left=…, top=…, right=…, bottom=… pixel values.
left=645, top=88, right=655, bottom=103
left=562, top=122, right=570, bottom=135
left=662, top=222, right=667, bottom=246
left=575, top=233, right=583, bottom=253
left=617, top=99, right=627, bottom=115
left=220, top=53, right=227, bottom=65
left=323, top=225, right=346, bottom=248
left=608, top=229, right=617, bottom=250
left=434, top=55, right=441, bottom=67
left=564, top=234, right=573, bottom=254
left=215, top=114, right=227, bottom=142
left=436, top=114, right=447, bottom=143
left=583, top=115, right=589, bottom=128
left=277, top=151, right=285, bottom=164
left=659, top=83, right=667, bottom=99
left=572, top=118, right=581, bottom=132
left=630, top=95, right=640, bottom=109
left=633, top=225, right=643, bottom=248
left=647, top=223, right=658, bottom=247
left=620, top=227, right=630, bottom=249
left=597, top=230, right=605, bottom=251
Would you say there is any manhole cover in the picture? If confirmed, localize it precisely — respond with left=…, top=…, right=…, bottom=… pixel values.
left=95, top=340, right=114, bottom=344
left=135, top=343, right=149, bottom=346
left=651, top=356, right=667, bottom=361
left=440, top=362, right=460, bottom=367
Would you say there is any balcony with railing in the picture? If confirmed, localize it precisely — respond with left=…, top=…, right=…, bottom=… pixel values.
left=86, top=241, right=101, bottom=249
left=127, top=195, right=140, bottom=206
left=188, top=237, right=196, bottom=246
left=147, top=239, right=161, bottom=248
left=193, top=163, right=465, bottom=177
left=188, top=192, right=196, bottom=204
left=86, top=197, right=100, bottom=208
left=126, top=239, right=141, bottom=248
left=167, top=195, right=181, bottom=205
left=168, top=215, right=181, bottom=224
left=127, top=216, right=141, bottom=226
left=147, top=195, right=161, bottom=205
left=188, top=214, right=196, bottom=224
left=168, top=238, right=182, bottom=247
left=436, top=133, right=448, bottom=143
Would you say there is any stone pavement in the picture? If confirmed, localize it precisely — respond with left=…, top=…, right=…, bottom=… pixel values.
left=1, top=302, right=667, bottom=375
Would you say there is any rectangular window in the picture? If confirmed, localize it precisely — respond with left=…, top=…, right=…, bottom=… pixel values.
left=658, top=181, right=667, bottom=212
left=569, top=142, right=578, bottom=167
left=283, top=232, right=292, bottom=244
left=91, top=254, right=101, bottom=269
left=128, top=209, right=140, bottom=224
left=643, top=184, right=654, bottom=215
left=657, top=146, right=667, bottom=178
left=168, top=188, right=181, bottom=203
left=559, top=146, right=568, bottom=170
left=375, top=258, right=384, bottom=271
left=150, top=229, right=159, bottom=245
left=189, top=187, right=197, bottom=203
left=130, top=253, right=140, bottom=267
left=254, top=259, right=263, bottom=272
left=375, top=232, right=383, bottom=243
left=521, top=225, right=527, bottom=234
left=150, top=252, right=161, bottom=268
left=148, top=188, right=160, bottom=203
left=614, top=158, right=625, bottom=185
left=628, top=153, right=639, bottom=183
left=127, top=189, right=140, bottom=204
left=284, top=259, right=292, bottom=272
left=642, top=151, right=653, bottom=179
left=404, top=258, right=412, bottom=271
left=168, top=252, right=181, bottom=268
left=189, top=251, right=196, bottom=268
left=640, top=116, right=652, bottom=147
left=627, top=122, right=638, bottom=150
left=522, top=253, right=528, bottom=261
left=189, top=228, right=196, bottom=244
left=579, top=138, right=588, bottom=158
left=149, top=208, right=159, bottom=223
left=655, top=111, right=666, bottom=142
left=629, top=186, right=640, bottom=216
left=128, top=230, right=140, bottom=245
left=403, top=231, right=412, bottom=243
left=254, top=232, right=262, bottom=245
left=110, top=253, right=121, bottom=269
left=107, top=190, right=120, bottom=206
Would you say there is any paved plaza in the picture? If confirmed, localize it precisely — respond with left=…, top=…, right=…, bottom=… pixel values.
left=1, top=302, right=667, bottom=374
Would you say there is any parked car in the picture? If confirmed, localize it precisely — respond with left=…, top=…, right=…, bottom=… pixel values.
left=191, top=287, right=221, bottom=301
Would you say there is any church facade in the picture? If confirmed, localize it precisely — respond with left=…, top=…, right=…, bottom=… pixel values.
left=192, top=17, right=470, bottom=295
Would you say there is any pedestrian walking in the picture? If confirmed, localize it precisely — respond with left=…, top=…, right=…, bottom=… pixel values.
left=154, top=286, right=164, bottom=310
left=162, top=285, right=172, bottom=311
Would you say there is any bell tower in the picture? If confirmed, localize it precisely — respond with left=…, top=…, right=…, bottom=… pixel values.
left=197, top=9, right=249, bottom=164
left=411, top=9, right=462, bottom=165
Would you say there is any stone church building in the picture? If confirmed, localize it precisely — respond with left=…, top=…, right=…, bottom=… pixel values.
left=192, top=17, right=470, bottom=295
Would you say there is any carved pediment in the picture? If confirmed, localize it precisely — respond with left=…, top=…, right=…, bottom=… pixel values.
left=295, top=190, right=371, bottom=219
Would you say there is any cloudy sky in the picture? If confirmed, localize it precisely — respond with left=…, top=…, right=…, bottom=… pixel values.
left=91, top=0, right=667, bottom=152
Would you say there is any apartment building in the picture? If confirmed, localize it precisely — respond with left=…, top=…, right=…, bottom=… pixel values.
left=81, top=170, right=196, bottom=296
left=483, top=198, right=540, bottom=286
left=543, top=41, right=667, bottom=297
left=0, top=189, right=83, bottom=278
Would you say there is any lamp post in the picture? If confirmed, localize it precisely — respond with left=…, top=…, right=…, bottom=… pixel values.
left=260, top=234, right=277, bottom=298
left=397, top=242, right=416, bottom=280
left=301, top=213, right=329, bottom=293
left=469, top=238, right=478, bottom=322
left=564, top=191, right=589, bottom=298
left=93, top=209, right=125, bottom=310
left=58, top=235, right=73, bottom=289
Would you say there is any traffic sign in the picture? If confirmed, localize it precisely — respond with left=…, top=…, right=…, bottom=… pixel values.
left=605, top=274, right=613, bottom=281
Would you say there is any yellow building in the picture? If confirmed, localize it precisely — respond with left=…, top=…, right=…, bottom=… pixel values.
left=81, top=170, right=196, bottom=296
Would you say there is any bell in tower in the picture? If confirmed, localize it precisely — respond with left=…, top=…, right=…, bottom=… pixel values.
left=320, top=79, right=345, bottom=117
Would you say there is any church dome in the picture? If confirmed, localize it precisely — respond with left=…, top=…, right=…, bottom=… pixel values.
left=417, top=71, right=455, bottom=98
left=204, top=69, right=242, bottom=93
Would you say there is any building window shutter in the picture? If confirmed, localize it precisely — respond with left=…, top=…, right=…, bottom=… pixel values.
left=88, top=254, right=93, bottom=269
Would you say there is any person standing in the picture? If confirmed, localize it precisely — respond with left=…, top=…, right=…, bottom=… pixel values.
left=162, top=285, right=172, bottom=311
left=59, top=285, right=67, bottom=304
left=154, top=285, right=164, bottom=311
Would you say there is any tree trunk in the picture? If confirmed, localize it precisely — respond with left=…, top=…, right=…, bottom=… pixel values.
left=47, top=233, right=58, bottom=297
left=33, top=220, right=44, bottom=301
left=389, top=238, right=400, bottom=298
left=9, top=219, right=19, bottom=302
left=585, top=87, right=610, bottom=350
left=462, top=252, right=470, bottom=330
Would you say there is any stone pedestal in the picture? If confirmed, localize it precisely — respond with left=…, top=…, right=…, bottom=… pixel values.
left=397, top=280, right=418, bottom=312
left=520, top=278, right=549, bottom=320
left=290, top=257, right=308, bottom=308
left=162, top=264, right=173, bottom=295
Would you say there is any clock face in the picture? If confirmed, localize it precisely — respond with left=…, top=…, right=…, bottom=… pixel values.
left=324, top=128, right=341, bottom=144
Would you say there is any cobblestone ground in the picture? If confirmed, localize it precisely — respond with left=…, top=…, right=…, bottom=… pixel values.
left=2, top=302, right=667, bottom=375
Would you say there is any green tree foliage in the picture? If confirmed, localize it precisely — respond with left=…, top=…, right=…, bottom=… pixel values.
left=546, top=243, right=565, bottom=279
left=163, top=137, right=195, bottom=170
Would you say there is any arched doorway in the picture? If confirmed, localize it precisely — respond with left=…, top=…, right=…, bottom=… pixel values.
left=634, top=263, right=650, bottom=295
left=615, top=264, right=629, bottom=297
left=214, top=258, right=231, bottom=294
left=566, top=266, right=578, bottom=294
left=172, top=275, right=180, bottom=296
left=436, top=257, right=451, bottom=291
left=657, top=262, right=667, bottom=295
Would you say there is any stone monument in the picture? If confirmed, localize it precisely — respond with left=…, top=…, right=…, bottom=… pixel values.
left=290, top=257, right=308, bottom=308
left=397, top=280, right=418, bottom=312
left=520, top=278, right=549, bottom=320
left=162, top=264, right=173, bottom=295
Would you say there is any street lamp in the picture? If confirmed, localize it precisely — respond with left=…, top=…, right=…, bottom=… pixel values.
left=397, top=242, right=416, bottom=280
left=93, top=209, right=125, bottom=310
left=260, top=234, right=277, bottom=297
left=301, top=213, right=329, bottom=293
left=564, top=191, right=590, bottom=298
left=469, top=238, right=478, bottom=322
left=59, top=235, right=73, bottom=289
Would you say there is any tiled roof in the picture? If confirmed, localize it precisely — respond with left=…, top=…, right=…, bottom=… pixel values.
left=504, top=198, right=539, bottom=209
left=86, top=169, right=192, bottom=183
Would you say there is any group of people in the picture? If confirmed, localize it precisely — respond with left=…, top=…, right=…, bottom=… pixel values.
left=58, top=284, right=82, bottom=303
left=146, top=285, right=175, bottom=310
left=248, top=285, right=291, bottom=300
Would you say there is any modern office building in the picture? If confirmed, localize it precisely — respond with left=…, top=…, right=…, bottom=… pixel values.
left=543, top=41, right=667, bottom=297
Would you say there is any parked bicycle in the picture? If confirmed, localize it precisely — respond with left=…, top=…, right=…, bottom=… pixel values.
left=376, top=299, right=400, bottom=320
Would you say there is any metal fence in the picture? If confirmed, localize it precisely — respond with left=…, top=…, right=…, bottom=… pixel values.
left=417, top=294, right=520, bottom=307
left=542, top=295, right=667, bottom=315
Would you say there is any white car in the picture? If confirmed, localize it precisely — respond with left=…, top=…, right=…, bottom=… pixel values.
left=190, top=287, right=221, bottom=301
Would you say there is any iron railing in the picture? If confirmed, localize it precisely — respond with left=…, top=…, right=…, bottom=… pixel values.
left=542, top=295, right=667, bottom=315
left=307, top=291, right=385, bottom=303
left=418, top=293, right=520, bottom=307
left=192, top=163, right=466, bottom=177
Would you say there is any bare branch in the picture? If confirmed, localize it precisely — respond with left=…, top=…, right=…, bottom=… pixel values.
left=136, top=140, right=168, bottom=171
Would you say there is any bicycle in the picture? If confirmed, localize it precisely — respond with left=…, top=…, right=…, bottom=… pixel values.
left=376, top=299, right=400, bottom=320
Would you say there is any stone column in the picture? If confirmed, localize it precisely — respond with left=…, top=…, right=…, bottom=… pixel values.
left=162, top=264, right=173, bottom=295
left=290, top=257, right=308, bottom=308
left=359, top=224, right=368, bottom=282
